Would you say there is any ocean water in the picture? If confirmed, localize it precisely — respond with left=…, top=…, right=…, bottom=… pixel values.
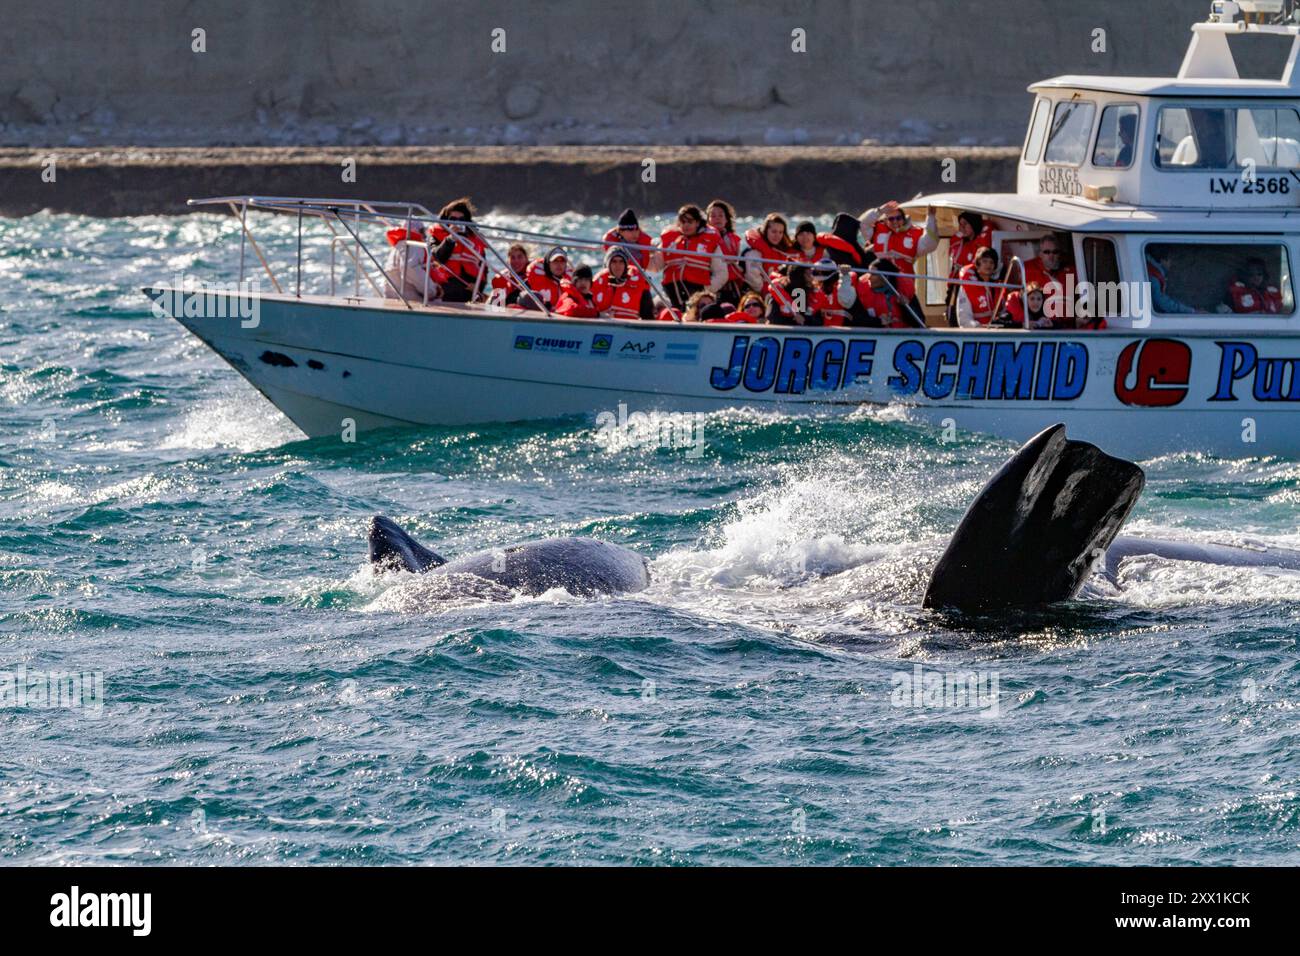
left=2, top=210, right=1299, bottom=866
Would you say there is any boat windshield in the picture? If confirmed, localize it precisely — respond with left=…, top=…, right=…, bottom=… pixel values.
left=1044, top=101, right=1097, bottom=166
left=1155, top=106, right=1300, bottom=169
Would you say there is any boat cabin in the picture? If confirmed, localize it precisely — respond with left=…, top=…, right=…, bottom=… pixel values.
left=906, top=2, right=1300, bottom=331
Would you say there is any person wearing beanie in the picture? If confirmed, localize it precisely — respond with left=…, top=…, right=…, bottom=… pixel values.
left=791, top=220, right=824, bottom=266
left=556, top=263, right=600, bottom=318
left=592, top=247, right=654, bottom=321
left=521, top=246, right=571, bottom=311
left=945, top=210, right=996, bottom=325
left=602, top=208, right=654, bottom=270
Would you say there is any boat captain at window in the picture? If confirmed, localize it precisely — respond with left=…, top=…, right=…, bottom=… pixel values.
left=1155, top=106, right=1300, bottom=170
left=1093, top=104, right=1139, bottom=169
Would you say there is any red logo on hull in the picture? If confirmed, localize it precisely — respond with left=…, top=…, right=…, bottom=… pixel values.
left=1114, top=339, right=1192, bottom=407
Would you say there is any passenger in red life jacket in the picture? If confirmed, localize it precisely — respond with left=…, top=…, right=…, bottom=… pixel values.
left=710, top=292, right=766, bottom=324
left=955, top=247, right=1002, bottom=328
left=860, top=200, right=938, bottom=276
left=948, top=212, right=995, bottom=279
left=1225, top=257, right=1284, bottom=314
left=428, top=197, right=488, bottom=303
left=791, top=221, right=824, bottom=266
left=767, top=263, right=833, bottom=326
left=681, top=290, right=725, bottom=323
left=996, top=282, right=1054, bottom=330
left=383, top=224, right=439, bottom=302
left=740, top=213, right=796, bottom=294
left=836, top=259, right=911, bottom=329
left=706, top=199, right=745, bottom=305
left=653, top=204, right=726, bottom=311
left=602, top=208, right=655, bottom=271
left=489, top=243, right=531, bottom=307
left=1022, top=234, right=1078, bottom=320
left=592, top=247, right=654, bottom=321
left=816, top=213, right=869, bottom=270
left=945, top=211, right=996, bottom=325
left=807, top=257, right=851, bottom=326
left=555, top=265, right=600, bottom=318
left=522, top=247, right=570, bottom=311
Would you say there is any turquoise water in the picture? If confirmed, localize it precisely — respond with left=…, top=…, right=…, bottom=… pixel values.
left=2, top=211, right=1299, bottom=865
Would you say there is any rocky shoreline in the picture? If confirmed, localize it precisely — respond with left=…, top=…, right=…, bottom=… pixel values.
left=0, top=146, right=1020, bottom=218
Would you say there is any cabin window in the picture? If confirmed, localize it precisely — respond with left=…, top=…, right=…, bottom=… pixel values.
left=1155, top=106, right=1300, bottom=170
left=1092, top=105, right=1139, bottom=169
left=1023, top=98, right=1050, bottom=165
left=1043, top=101, right=1097, bottom=166
left=1144, top=242, right=1294, bottom=316
left=1082, top=238, right=1124, bottom=318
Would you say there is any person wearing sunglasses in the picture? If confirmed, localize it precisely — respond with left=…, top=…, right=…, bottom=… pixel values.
left=427, top=197, right=487, bottom=303
left=859, top=200, right=938, bottom=281
left=723, top=292, right=767, bottom=323
left=1022, top=233, right=1078, bottom=321
left=653, top=204, right=726, bottom=311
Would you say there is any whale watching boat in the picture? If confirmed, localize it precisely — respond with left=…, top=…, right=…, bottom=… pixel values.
left=147, top=1, right=1300, bottom=458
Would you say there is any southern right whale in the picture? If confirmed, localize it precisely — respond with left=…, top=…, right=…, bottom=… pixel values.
left=367, top=424, right=1300, bottom=612
left=368, top=515, right=649, bottom=597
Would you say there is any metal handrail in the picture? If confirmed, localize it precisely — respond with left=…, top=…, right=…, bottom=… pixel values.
left=189, top=195, right=1056, bottom=326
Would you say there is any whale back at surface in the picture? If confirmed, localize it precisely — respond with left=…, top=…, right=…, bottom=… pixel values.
left=369, top=516, right=649, bottom=597
left=436, top=537, right=650, bottom=597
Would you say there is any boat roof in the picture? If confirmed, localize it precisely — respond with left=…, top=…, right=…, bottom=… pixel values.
left=904, top=192, right=1300, bottom=233
left=1030, top=76, right=1300, bottom=99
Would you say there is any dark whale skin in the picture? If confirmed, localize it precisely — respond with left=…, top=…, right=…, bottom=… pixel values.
left=368, top=516, right=649, bottom=597
left=923, top=424, right=1145, bottom=611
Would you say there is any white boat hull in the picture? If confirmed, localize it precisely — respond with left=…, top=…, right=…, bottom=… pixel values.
left=147, top=289, right=1300, bottom=459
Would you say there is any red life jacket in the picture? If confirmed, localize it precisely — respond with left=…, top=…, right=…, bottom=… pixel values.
left=1228, top=280, right=1283, bottom=314
left=854, top=276, right=908, bottom=328
left=872, top=261, right=916, bottom=302
left=657, top=306, right=679, bottom=322
left=602, top=227, right=655, bottom=270
left=715, top=229, right=743, bottom=284
left=524, top=257, right=568, bottom=308
left=770, top=279, right=831, bottom=322
left=816, top=232, right=864, bottom=267
left=1023, top=259, right=1076, bottom=297
left=386, top=226, right=426, bottom=246
left=554, top=280, right=599, bottom=318
left=707, top=309, right=760, bottom=324
left=592, top=268, right=651, bottom=321
left=958, top=264, right=997, bottom=324
left=791, top=242, right=825, bottom=266
left=660, top=227, right=720, bottom=286
left=948, top=224, right=996, bottom=278
left=742, top=227, right=794, bottom=269
left=871, top=220, right=925, bottom=268
left=430, top=224, right=487, bottom=287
